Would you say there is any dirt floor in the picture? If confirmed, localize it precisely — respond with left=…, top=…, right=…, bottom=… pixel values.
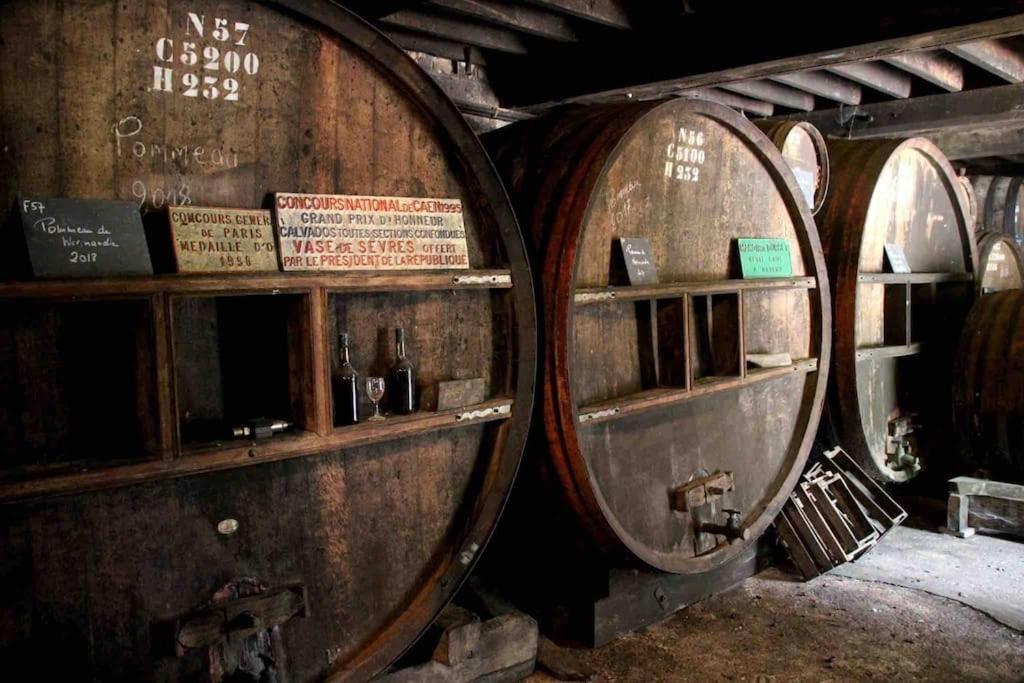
left=527, top=529, right=1024, bottom=682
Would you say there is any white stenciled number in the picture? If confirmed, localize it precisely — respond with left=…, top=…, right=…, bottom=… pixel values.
left=180, top=41, right=198, bottom=66
left=202, top=75, right=220, bottom=99
left=182, top=72, right=200, bottom=97
left=243, top=52, right=260, bottom=75
left=223, top=78, right=240, bottom=101
left=223, top=50, right=241, bottom=73
left=153, top=13, right=259, bottom=101
left=203, top=45, right=219, bottom=70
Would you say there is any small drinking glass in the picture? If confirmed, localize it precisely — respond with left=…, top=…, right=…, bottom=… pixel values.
left=366, top=376, right=386, bottom=421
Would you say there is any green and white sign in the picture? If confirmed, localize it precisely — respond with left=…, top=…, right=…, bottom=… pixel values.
left=737, top=238, right=793, bottom=278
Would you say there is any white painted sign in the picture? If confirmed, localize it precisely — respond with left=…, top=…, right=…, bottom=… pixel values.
left=663, top=126, right=708, bottom=184
left=274, top=193, right=470, bottom=271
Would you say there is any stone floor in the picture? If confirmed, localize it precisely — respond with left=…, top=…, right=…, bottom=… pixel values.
left=527, top=527, right=1024, bottom=682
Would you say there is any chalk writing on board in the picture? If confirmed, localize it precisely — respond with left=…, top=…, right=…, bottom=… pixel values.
left=618, top=237, right=658, bottom=285
left=17, top=198, right=153, bottom=279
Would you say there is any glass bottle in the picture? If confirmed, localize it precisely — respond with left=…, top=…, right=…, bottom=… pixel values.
left=388, top=327, right=416, bottom=415
left=333, top=332, right=359, bottom=426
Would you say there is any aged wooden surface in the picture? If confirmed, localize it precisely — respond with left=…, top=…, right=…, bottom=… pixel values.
left=0, top=1, right=536, bottom=680
left=756, top=120, right=830, bottom=215
left=953, top=291, right=1024, bottom=484
left=976, top=232, right=1024, bottom=294
left=818, top=138, right=975, bottom=482
left=972, top=176, right=1024, bottom=243
left=486, top=98, right=830, bottom=574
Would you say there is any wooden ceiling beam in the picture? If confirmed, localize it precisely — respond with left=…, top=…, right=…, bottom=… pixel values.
left=947, top=38, right=1024, bottom=82
left=686, top=88, right=774, bottom=117
left=499, top=9, right=1024, bottom=109
left=771, top=70, right=862, bottom=105
left=387, top=29, right=490, bottom=63
left=522, top=0, right=630, bottom=29
left=929, top=125, right=1024, bottom=160
left=883, top=50, right=965, bottom=91
left=423, top=0, right=579, bottom=42
left=719, top=80, right=814, bottom=111
left=379, top=10, right=531, bottom=54
left=776, top=83, right=1024, bottom=139
left=824, top=61, right=912, bottom=98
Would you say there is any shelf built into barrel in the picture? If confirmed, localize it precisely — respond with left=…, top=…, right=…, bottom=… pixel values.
left=819, top=138, right=976, bottom=482
left=487, top=98, right=831, bottom=574
left=954, top=290, right=1024, bottom=483
left=976, top=231, right=1024, bottom=294
left=972, top=176, right=1024, bottom=244
left=0, top=2, right=535, bottom=680
left=756, top=120, right=830, bottom=215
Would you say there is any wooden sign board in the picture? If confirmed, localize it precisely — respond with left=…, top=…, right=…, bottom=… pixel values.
left=884, top=243, right=912, bottom=274
left=737, top=238, right=793, bottom=278
left=274, top=193, right=470, bottom=271
left=168, top=206, right=278, bottom=273
left=618, top=237, right=658, bottom=285
left=16, top=197, right=153, bottom=279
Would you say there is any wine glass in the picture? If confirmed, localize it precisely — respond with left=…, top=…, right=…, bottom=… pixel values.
left=366, top=376, right=386, bottom=421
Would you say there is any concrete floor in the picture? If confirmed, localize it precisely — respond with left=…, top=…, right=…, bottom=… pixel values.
left=528, top=527, right=1024, bottom=682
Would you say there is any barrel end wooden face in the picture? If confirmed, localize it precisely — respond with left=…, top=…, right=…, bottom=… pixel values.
left=0, top=1, right=536, bottom=680
left=525, top=99, right=831, bottom=574
left=822, top=138, right=975, bottom=483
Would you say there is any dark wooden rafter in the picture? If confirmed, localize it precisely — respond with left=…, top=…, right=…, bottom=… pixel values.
left=883, top=50, right=965, bottom=91
left=948, top=38, right=1024, bottom=81
left=771, top=70, right=862, bottom=105
left=380, top=9, right=531, bottom=53
left=423, top=0, right=579, bottom=41
left=930, top=125, right=1024, bottom=160
left=343, top=0, right=426, bottom=20
left=491, top=8, right=1024, bottom=109
left=824, top=61, right=912, bottom=98
left=778, top=83, right=1024, bottom=139
left=719, top=80, right=814, bottom=111
left=388, top=28, right=490, bottom=63
left=687, top=88, right=774, bottom=117
left=523, top=0, right=630, bottom=29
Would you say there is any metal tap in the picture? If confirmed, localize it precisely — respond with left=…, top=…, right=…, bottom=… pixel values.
left=698, top=509, right=749, bottom=542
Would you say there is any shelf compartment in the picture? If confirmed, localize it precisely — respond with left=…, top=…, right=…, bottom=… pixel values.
left=574, top=277, right=816, bottom=306
left=856, top=272, right=973, bottom=285
left=855, top=343, right=923, bottom=362
left=577, top=359, right=818, bottom=426
left=0, top=269, right=514, bottom=300
left=0, top=398, right=514, bottom=503
left=0, top=298, right=161, bottom=470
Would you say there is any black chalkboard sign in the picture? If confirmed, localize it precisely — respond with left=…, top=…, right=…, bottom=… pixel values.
left=17, top=197, right=153, bottom=278
left=618, top=237, right=658, bottom=285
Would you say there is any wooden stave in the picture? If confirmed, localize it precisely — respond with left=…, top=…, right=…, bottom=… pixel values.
left=488, top=99, right=831, bottom=574
left=953, top=290, right=1024, bottom=483
left=973, top=175, right=1024, bottom=243
left=819, top=137, right=976, bottom=483
left=0, top=1, right=537, bottom=680
left=755, top=120, right=831, bottom=215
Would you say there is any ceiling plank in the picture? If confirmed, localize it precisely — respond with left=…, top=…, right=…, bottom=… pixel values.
left=824, top=61, right=912, bottom=98
left=342, top=1, right=427, bottom=20
left=388, top=29, right=490, bottom=63
left=687, top=88, right=774, bottom=117
left=719, top=80, right=814, bottom=111
left=424, top=0, right=578, bottom=42
left=883, top=50, right=965, bottom=91
left=523, top=0, right=630, bottom=29
left=930, top=125, right=1024, bottom=160
left=379, top=10, right=531, bottom=53
left=947, top=38, right=1024, bottom=82
left=771, top=71, right=862, bottom=105
left=776, top=83, right=1024, bottom=139
left=501, top=9, right=1024, bottom=109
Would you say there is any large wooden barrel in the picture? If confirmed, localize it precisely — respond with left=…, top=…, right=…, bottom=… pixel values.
left=487, top=98, right=831, bottom=574
left=954, top=290, right=1024, bottom=483
left=976, top=231, right=1024, bottom=294
left=972, top=175, right=1024, bottom=244
left=959, top=173, right=978, bottom=233
left=756, top=120, right=830, bottom=215
left=819, top=138, right=976, bottom=482
left=0, top=2, right=535, bottom=680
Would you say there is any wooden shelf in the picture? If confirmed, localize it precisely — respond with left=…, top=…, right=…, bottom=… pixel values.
left=855, top=343, right=922, bottom=361
left=574, top=277, right=817, bottom=305
left=856, top=272, right=972, bottom=285
left=0, top=269, right=513, bottom=300
left=576, top=359, right=818, bottom=425
left=0, top=398, right=513, bottom=503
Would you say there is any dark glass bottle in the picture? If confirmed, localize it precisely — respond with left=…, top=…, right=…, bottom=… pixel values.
left=333, top=333, right=359, bottom=426
left=388, top=327, right=416, bottom=415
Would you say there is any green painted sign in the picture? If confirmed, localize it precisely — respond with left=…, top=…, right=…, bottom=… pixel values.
left=737, top=238, right=793, bottom=278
